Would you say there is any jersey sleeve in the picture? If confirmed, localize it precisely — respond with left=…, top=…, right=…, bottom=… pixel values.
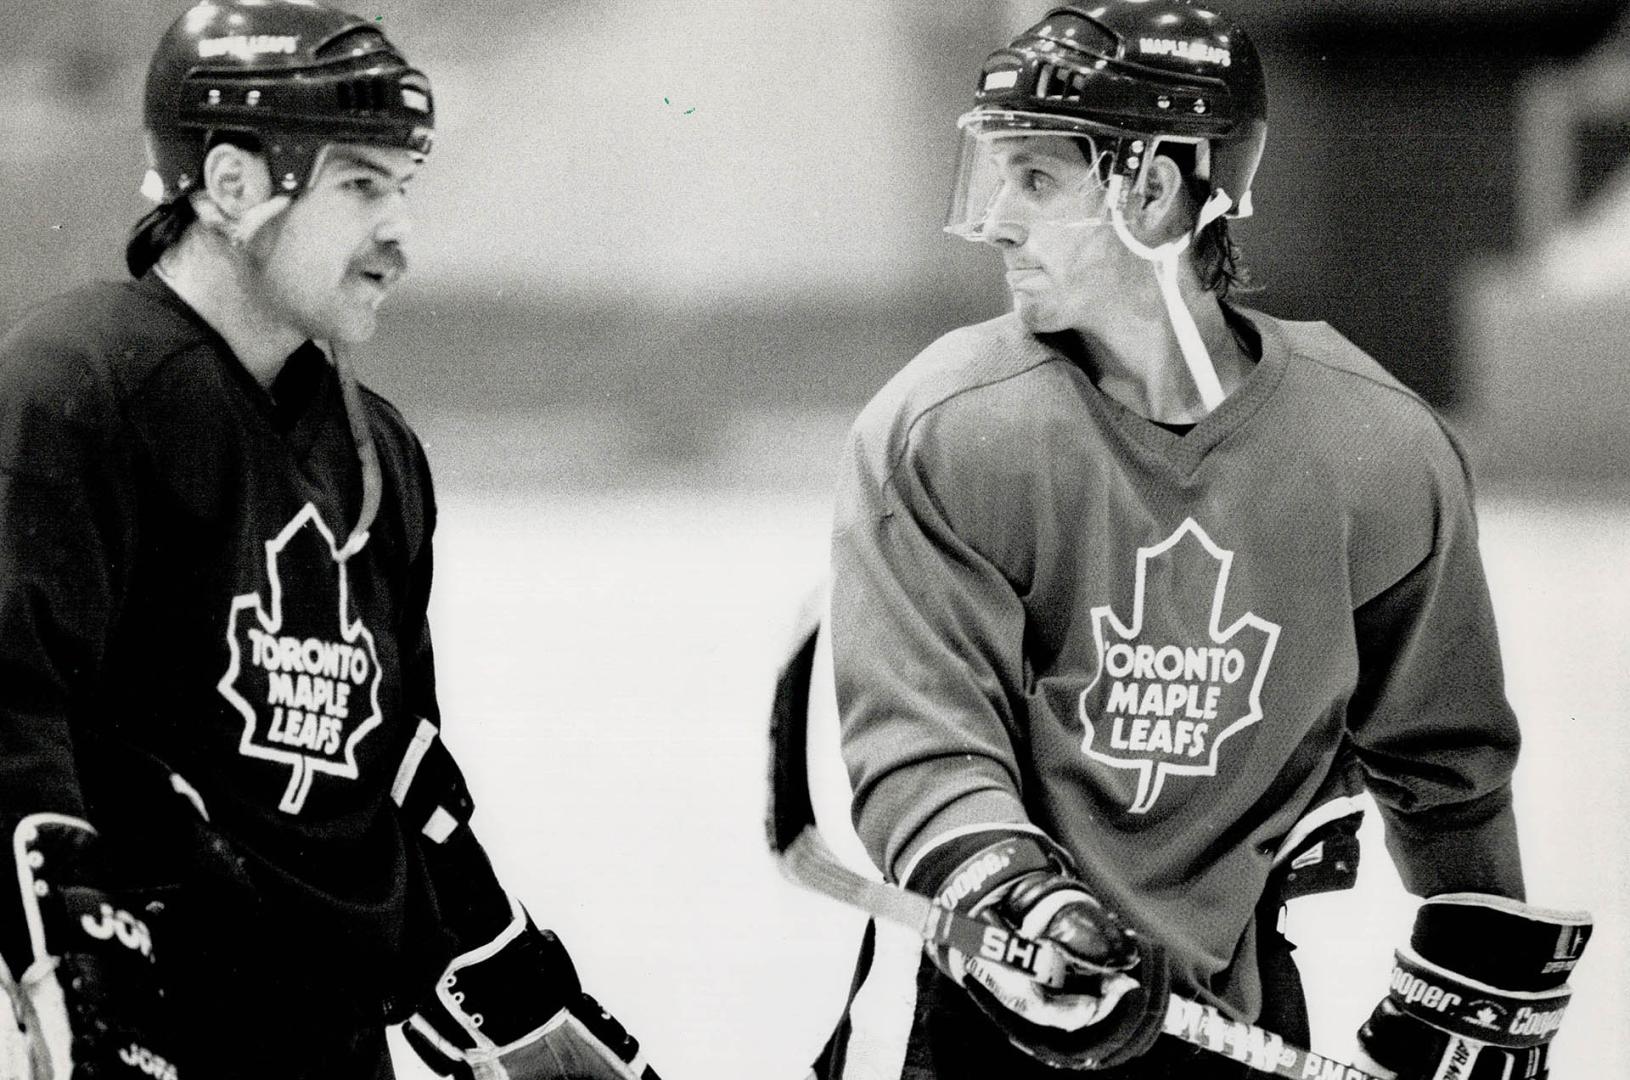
left=1346, top=433, right=1525, bottom=900
left=381, top=425, right=515, bottom=960
left=830, top=413, right=1031, bottom=881
left=0, top=330, right=137, bottom=971
left=395, top=427, right=441, bottom=732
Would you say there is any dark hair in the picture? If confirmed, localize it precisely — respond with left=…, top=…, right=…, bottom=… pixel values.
left=126, top=198, right=196, bottom=278
left=1152, top=142, right=1253, bottom=298
left=1192, top=214, right=1248, bottom=298
left=125, top=132, right=265, bottom=279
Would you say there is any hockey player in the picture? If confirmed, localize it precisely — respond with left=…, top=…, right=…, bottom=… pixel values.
left=818, top=3, right=1590, bottom=1078
left=0, top=4, right=657, bottom=1078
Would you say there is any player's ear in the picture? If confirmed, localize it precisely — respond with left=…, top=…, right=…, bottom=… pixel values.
left=1130, top=154, right=1187, bottom=241
left=199, top=142, right=275, bottom=217
left=193, top=142, right=290, bottom=245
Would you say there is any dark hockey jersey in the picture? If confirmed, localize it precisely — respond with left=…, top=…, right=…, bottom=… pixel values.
left=831, top=307, right=1525, bottom=1023
left=0, top=273, right=449, bottom=1008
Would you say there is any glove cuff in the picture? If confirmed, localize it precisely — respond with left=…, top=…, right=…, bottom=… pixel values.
left=900, top=825, right=1069, bottom=910
left=1388, top=945, right=1570, bottom=1050
left=434, top=896, right=581, bottom=1053
left=1413, top=893, right=1591, bottom=991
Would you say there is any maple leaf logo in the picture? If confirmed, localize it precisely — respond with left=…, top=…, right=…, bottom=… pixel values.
left=217, top=503, right=383, bottom=814
left=1078, top=519, right=1280, bottom=814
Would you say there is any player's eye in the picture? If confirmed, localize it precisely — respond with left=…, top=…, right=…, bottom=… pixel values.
left=343, top=174, right=411, bottom=201
left=1023, top=169, right=1056, bottom=195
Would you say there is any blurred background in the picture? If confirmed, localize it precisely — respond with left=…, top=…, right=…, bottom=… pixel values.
left=4, top=1, right=1627, bottom=1077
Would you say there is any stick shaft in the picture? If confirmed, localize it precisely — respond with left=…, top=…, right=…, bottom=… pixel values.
left=779, top=830, right=1384, bottom=1080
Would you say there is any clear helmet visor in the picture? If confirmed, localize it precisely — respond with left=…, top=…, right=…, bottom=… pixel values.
left=944, top=114, right=1117, bottom=241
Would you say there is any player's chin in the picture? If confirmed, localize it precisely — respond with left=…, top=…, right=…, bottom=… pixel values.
left=324, top=301, right=384, bottom=343
left=1010, top=294, right=1066, bottom=334
left=318, top=314, right=379, bottom=344
left=330, top=276, right=395, bottom=339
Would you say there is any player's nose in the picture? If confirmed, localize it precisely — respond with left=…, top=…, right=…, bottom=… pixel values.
left=373, top=197, right=412, bottom=246
left=979, top=184, right=1028, bottom=247
left=981, top=215, right=1026, bottom=247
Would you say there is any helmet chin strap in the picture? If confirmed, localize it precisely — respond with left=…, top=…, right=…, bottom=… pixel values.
left=193, top=192, right=294, bottom=249
left=1106, top=175, right=1234, bottom=413
left=331, top=341, right=382, bottom=563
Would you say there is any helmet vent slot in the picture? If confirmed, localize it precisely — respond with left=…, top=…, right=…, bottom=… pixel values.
left=1035, top=63, right=1088, bottom=102
left=337, top=78, right=387, bottom=112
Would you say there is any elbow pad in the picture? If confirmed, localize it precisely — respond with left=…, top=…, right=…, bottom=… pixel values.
left=392, top=718, right=476, bottom=846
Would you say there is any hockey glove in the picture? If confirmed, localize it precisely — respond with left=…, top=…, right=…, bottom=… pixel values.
left=402, top=896, right=659, bottom=1080
left=1355, top=893, right=1592, bottom=1080
left=0, top=815, right=178, bottom=1080
left=904, top=827, right=1170, bottom=1070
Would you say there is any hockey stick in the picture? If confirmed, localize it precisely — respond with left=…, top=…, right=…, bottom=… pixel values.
left=765, top=614, right=1385, bottom=1080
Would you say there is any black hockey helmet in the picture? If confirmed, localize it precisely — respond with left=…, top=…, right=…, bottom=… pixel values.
left=141, top=0, right=434, bottom=202
left=947, top=0, right=1267, bottom=238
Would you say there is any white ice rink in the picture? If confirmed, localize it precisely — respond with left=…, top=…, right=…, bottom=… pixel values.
left=389, top=486, right=1628, bottom=1080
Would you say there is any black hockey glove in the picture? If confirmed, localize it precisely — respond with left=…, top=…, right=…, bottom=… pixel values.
left=0, top=815, right=179, bottom=1080
left=1355, top=893, right=1592, bottom=1080
left=402, top=899, right=659, bottom=1080
left=904, top=827, right=1170, bottom=1071
left=391, top=721, right=660, bottom=1078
